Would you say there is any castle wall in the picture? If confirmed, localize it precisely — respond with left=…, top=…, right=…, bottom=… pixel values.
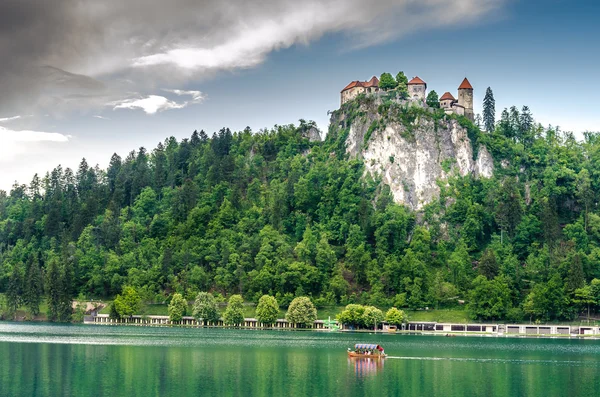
left=341, top=87, right=365, bottom=105
left=440, top=99, right=454, bottom=109
left=408, top=84, right=426, bottom=101
left=452, top=104, right=465, bottom=116
left=458, top=89, right=474, bottom=120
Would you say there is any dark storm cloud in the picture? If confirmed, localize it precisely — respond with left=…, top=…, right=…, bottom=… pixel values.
left=0, top=0, right=506, bottom=115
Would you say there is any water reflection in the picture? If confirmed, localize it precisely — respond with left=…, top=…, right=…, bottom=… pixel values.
left=348, top=357, right=384, bottom=377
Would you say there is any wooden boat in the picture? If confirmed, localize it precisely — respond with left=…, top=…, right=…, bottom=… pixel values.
left=347, top=344, right=387, bottom=358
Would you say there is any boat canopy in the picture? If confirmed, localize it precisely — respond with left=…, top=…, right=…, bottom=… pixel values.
left=354, top=344, right=383, bottom=351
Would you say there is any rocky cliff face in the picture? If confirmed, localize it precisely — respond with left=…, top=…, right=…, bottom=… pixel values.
left=331, top=97, right=493, bottom=210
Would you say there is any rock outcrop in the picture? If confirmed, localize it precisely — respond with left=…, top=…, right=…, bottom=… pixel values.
left=331, top=97, right=494, bottom=210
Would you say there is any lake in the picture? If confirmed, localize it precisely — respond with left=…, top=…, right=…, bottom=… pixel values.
left=0, top=323, right=599, bottom=396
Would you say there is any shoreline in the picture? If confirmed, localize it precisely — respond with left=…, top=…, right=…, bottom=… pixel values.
left=80, top=314, right=600, bottom=340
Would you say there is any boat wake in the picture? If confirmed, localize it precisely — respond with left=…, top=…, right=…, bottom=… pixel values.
left=385, top=356, right=599, bottom=366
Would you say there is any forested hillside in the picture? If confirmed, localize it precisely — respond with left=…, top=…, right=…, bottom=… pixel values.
left=1, top=103, right=600, bottom=323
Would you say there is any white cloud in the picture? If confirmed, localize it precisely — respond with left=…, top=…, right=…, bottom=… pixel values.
left=163, top=89, right=204, bottom=103
left=109, top=89, right=205, bottom=114
left=131, top=0, right=503, bottom=74
left=93, top=115, right=111, bottom=120
left=0, top=115, right=22, bottom=123
left=110, top=95, right=186, bottom=114
left=0, top=125, right=70, bottom=162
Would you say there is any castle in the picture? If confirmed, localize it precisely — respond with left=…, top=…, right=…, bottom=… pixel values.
left=340, top=75, right=474, bottom=121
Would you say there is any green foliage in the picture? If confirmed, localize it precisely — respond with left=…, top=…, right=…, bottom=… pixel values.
left=168, top=293, right=187, bottom=322
left=362, top=306, right=384, bottom=329
left=192, top=292, right=220, bottom=324
left=385, top=307, right=406, bottom=326
left=256, top=295, right=279, bottom=325
left=467, top=275, right=512, bottom=320
left=2, top=108, right=600, bottom=323
left=223, top=294, right=245, bottom=326
left=113, top=286, right=142, bottom=318
left=426, top=90, right=440, bottom=108
left=379, top=73, right=397, bottom=91
left=483, top=87, right=495, bottom=132
left=336, top=304, right=366, bottom=328
left=285, top=296, right=317, bottom=326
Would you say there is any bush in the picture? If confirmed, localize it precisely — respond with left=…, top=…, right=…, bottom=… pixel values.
left=223, top=295, right=245, bottom=326
left=286, top=297, right=317, bottom=326
left=256, top=295, right=279, bottom=325
left=192, top=292, right=220, bottom=324
left=362, top=306, right=384, bottom=329
left=337, top=304, right=366, bottom=328
left=168, top=293, right=187, bottom=323
left=113, top=286, right=141, bottom=318
left=385, top=307, right=406, bottom=326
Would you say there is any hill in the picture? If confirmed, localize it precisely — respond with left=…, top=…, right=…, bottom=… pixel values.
left=1, top=99, right=600, bottom=323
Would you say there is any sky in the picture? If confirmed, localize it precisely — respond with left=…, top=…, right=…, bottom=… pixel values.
left=0, top=0, right=598, bottom=191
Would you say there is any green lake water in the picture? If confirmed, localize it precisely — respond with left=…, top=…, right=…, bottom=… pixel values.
left=0, top=323, right=599, bottom=396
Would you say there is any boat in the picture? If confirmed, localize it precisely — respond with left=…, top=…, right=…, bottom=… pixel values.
left=347, top=344, right=387, bottom=358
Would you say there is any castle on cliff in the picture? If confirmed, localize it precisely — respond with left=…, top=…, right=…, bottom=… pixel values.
left=340, top=75, right=474, bottom=121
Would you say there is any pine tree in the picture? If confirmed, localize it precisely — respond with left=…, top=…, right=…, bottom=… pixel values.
left=6, top=264, right=24, bottom=319
left=46, top=258, right=62, bottom=322
left=482, top=87, right=495, bottom=132
left=24, top=256, right=43, bottom=316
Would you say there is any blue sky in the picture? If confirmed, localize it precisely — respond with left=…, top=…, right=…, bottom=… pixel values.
left=0, top=0, right=598, bottom=191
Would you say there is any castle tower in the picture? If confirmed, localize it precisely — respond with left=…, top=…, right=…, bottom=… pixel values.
left=407, top=76, right=427, bottom=101
left=457, top=78, right=474, bottom=121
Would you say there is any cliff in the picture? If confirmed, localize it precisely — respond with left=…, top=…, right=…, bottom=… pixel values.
left=330, top=95, right=494, bottom=210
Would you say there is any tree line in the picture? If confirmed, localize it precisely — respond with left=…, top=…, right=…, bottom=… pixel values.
left=1, top=97, right=600, bottom=323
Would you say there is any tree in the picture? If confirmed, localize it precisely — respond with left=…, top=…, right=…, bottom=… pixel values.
left=256, top=295, right=279, bottom=325
left=395, top=71, right=408, bottom=96
left=385, top=307, right=405, bottom=326
left=45, top=258, right=63, bottom=322
left=426, top=90, right=440, bottom=108
left=168, top=293, right=187, bottom=323
left=337, top=304, right=365, bottom=328
left=286, top=297, right=317, bottom=327
left=576, top=169, right=593, bottom=231
left=362, top=306, right=384, bottom=330
left=379, top=73, right=397, bottom=91
left=573, top=284, right=594, bottom=322
left=6, top=264, right=23, bottom=319
left=223, top=294, right=245, bottom=326
left=478, top=249, right=499, bottom=279
left=113, top=286, right=142, bottom=318
left=192, top=292, right=221, bottom=324
left=482, top=87, right=495, bottom=132
left=467, top=275, right=512, bottom=320
left=24, top=257, right=43, bottom=316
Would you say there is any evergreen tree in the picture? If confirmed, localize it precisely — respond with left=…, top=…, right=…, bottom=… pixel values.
left=46, top=258, right=62, bottom=322
left=482, top=87, right=496, bottom=132
left=426, top=90, right=440, bottom=108
left=395, top=71, right=409, bottom=97
left=24, top=256, right=43, bottom=316
left=6, top=264, right=23, bottom=319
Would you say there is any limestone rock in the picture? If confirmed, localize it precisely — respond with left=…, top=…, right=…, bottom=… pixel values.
left=333, top=99, right=494, bottom=210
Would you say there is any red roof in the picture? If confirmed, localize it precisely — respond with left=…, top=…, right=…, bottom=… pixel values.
left=341, top=76, right=379, bottom=92
left=458, top=78, right=473, bottom=90
left=408, top=76, right=426, bottom=85
left=364, top=76, right=379, bottom=87
left=440, top=92, right=455, bottom=101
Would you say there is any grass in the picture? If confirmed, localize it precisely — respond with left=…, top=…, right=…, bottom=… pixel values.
left=405, top=309, right=471, bottom=323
